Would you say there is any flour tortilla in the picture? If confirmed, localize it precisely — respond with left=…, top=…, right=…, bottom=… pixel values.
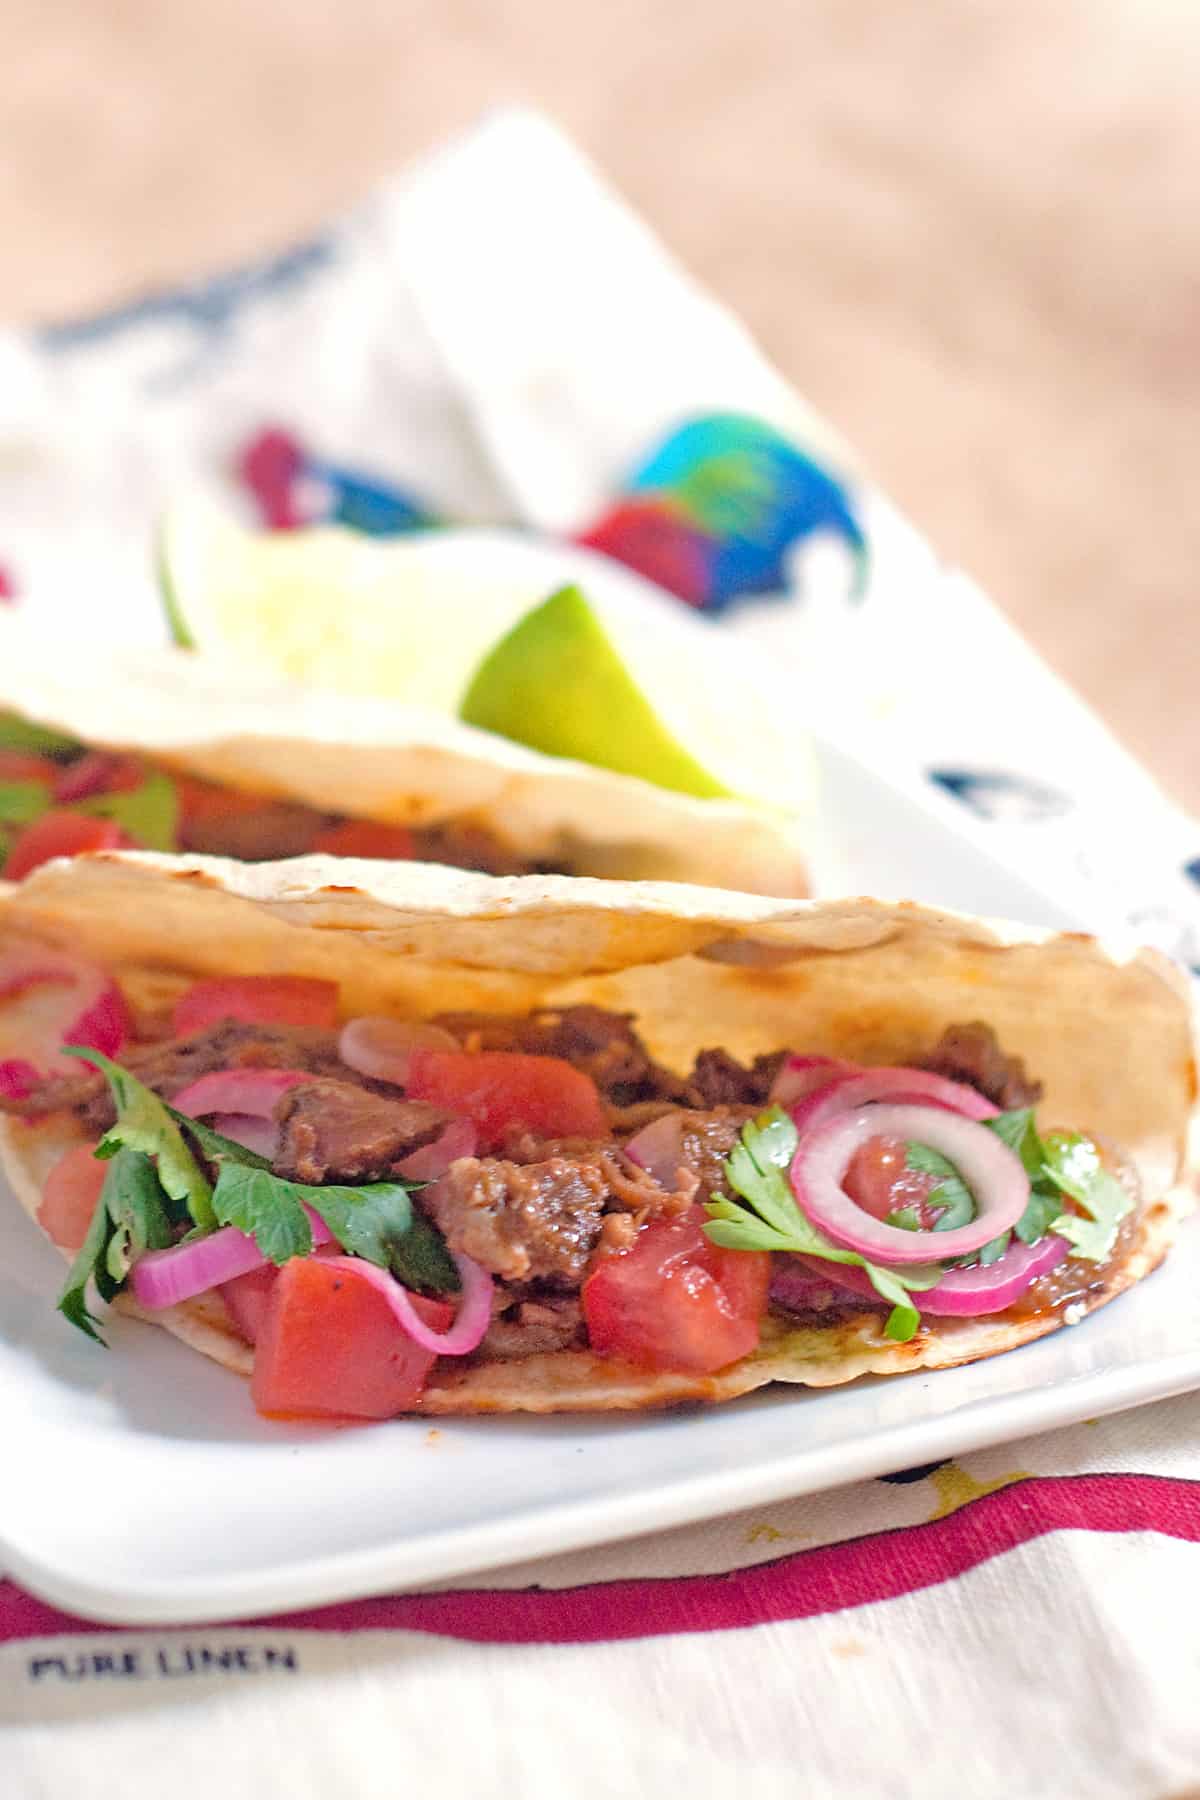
left=0, top=617, right=812, bottom=893
left=0, top=851, right=1195, bottom=1411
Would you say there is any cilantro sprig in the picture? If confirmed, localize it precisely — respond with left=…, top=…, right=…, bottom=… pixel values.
left=52, top=1051, right=459, bottom=1341
left=703, top=1100, right=1133, bottom=1345
left=702, top=1107, right=942, bottom=1342
left=64, top=1046, right=215, bottom=1231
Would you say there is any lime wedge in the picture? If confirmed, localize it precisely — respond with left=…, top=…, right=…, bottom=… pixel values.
left=156, top=499, right=812, bottom=813
left=158, top=497, right=535, bottom=710
left=460, top=587, right=732, bottom=799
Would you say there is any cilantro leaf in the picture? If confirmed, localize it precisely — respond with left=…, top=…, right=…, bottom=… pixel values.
left=101, top=1147, right=175, bottom=1281
left=0, top=781, right=50, bottom=827
left=75, top=770, right=179, bottom=851
left=62, top=1047, right=215, bottom=1231
left=170, top=1109, right=273, bottom=1172
left=702, top=1106, right=940, bottom=1343
left=1039, top=1131, right=1133, bottom=1261
left=209, top=1157, right=460, bottom=1293
left=904, top=1141, right=974, bottom=1231
left=0, top=710, right=78, bottom=756
left=984, top=1107, right=1046, bottom=1179
left=56, top=1184, right=118, bottom=1343
left=55, top=1145, right=175, bottom=1340
left=305, top=1182, right=460, bottom=1292
left=1013, top=1188, right=1062, bottom=1246
left=211, top=1163, right=314, bottom=1265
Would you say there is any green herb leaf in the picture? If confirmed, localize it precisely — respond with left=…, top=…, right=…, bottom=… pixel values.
left=56, top=1184, right=118, bottom=1343
left=101, top=1147, right=175, bottom=1281
left=984, top=1107, right=1046, bottom=1179
left=702, top=1106, right=941, bottom=1336
left=170, top=1109, right=273, bottom=1172
left=904, top=1141, right=974, bottom=1231
left=886, top=1205, right=923, bottom=1232
left=0, top=781, right=51, bottom=827
left=210, top=1158, right=460, bottom=1292
left=211, top=1163, right=314, bottom=1265
left=303, top=1181, right=459, bottom=1292
left=1039, top=1131, right=1133, bottom=1262
left=0, top=710, right=78, bottom=756
left=1013, top=1189, right=1062, bottom=1246
left=62, top=1047, right=215, bottom=1231
left=977, top=1232, right=1011, bottom=1266
left=75, top=770, right=179, bottom=851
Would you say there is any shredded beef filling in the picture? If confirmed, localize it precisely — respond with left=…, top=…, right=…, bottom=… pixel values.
left=271, top=1078, right=451, bottom=1184
left=0, top=1021, right=359, bottom=1133
left=2, top=1000, right=1067, bottom=1313
left=919, top=1021, right=1043, bottom=1111
left=424, top=1156, right=610, bottom=1285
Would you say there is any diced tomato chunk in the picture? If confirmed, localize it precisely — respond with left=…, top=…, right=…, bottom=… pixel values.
left=0, top=751, right=57, bottom=786
left=250, top=1256, right=455, bottom=1420
left=52, top=751, right=145, bottom=803
left=3, top=811, right=131, bottom=880
left=171, top=975, right=340, bottom=1037
left=843, top=1133, right=941, bottom=1226
left=582, top=1205, right=769, bottom=1374
left=406, top=1049, right=607, bottom=1150
left=310, top=819, right=417, bottom=860
left=38, top=1142, right=108, bottom=1252
left=220, top=1264, right=279, bottom=1347
left=174, top=773, right=273, bottom=825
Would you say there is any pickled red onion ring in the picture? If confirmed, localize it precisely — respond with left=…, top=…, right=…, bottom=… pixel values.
left=624, top=1112, right=686, bottom=1187
left=791, top=1230, right=1072, bottom=1317
left=396, top=1117, right=477, bottom=1180
left=789, top=1067, right=998, bottom=1135
left=0, top=943, right=129, bottom=1079
left=769, top=1055, right=858, bottom=1110
left=208, top=1113, right=280, bottom=1159
left=338, top=1015, right=458, bottom=1087
left=317, top=1252, right=492, bottom=1355
left=131, top=1207, right=334, bottom=1309
left=172, top=1068, right=309, bottom=1121
left=790, top=1103, right=1028, bottom=1263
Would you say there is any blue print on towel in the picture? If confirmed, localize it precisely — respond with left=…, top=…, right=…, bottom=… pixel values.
left=577, top=413, right=868, bottom=611
left=928, top=768, right=1072, bottom=824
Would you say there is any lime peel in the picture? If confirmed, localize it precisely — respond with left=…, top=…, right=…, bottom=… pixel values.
left=459, top=586, right=734, bottom=801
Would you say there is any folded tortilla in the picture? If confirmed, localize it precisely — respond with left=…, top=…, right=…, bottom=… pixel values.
left=0, top=617, right=813, bottom=893
left=0, top=851, right=1195, bottom=1411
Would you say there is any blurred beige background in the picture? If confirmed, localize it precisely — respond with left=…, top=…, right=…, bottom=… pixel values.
left=3, top=0, right=1197, bottom=805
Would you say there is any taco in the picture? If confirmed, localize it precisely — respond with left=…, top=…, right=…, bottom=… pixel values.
left=0, top=851, right=1194, bottom=1418
left=0, top=617, right=811, bottom=893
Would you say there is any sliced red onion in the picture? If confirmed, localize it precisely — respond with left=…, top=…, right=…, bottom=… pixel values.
left=789, top=1066, right=998, bottom=1136
left=624, top=1112, right=686, bottom=1188
left=208, top=1113, right=281, bottom=1159
left=791, top=1103, right=1029, bottom=1263
left=172, top=1068, right=309, bottom=1121
left=318, top=1251, right=492, bottom=1355
left=0, top=943, right=129, bottom=1078
left=131, top=1207, right=334, bottom=1309
left=0, top=1058, right=40, bottom=1100
left=793, top=1230, right=1071, bottom=1318
left=769, top=1055, right=858, bottom=1109
left=396, top=1117, right=477, bottom=1181
left=338, top=1015, right=459, bottom=1088
left=917, top=1233, right=1071, bottom=1315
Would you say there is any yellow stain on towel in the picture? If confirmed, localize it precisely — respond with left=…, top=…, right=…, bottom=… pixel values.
left=928, top=1462, right=1032, bottom=1520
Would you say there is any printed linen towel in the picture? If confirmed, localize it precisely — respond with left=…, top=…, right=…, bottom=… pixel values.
left=1, top=109, right=1197, bottom=1800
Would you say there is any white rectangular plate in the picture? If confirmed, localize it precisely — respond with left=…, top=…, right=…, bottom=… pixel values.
left=2, top=731, right=1197, bottom=1625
